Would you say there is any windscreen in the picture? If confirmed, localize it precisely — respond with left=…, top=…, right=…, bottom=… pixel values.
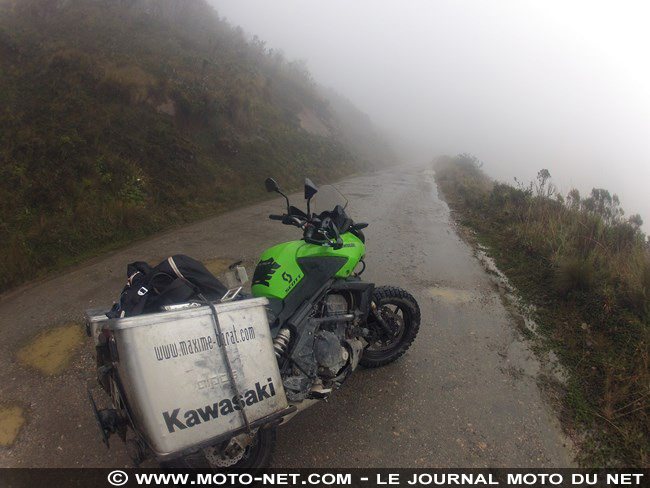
left=310, top=184, right=349, bottom=215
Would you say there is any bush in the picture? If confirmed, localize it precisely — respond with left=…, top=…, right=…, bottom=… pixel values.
left=553, top=256, right=595, bottom=296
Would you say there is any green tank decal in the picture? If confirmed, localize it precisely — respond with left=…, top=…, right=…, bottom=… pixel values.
left=251, top=240, right=305, bottom=300
left=251, top=233, right=365, bottom=300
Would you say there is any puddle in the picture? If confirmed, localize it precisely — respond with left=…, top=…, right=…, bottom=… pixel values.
left=203, top=257, right=232, bottom=277
left=429, top=286, right=474, bottom=303
left=16, top=324, right=84, bottom=376
left=0, top=406, right=25, bottom=447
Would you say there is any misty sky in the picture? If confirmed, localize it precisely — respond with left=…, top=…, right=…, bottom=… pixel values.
left=212, top=0, right=650, bottom=223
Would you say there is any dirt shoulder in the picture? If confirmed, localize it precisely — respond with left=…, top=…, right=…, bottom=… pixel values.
left=433, top=155, right=649, bottom=468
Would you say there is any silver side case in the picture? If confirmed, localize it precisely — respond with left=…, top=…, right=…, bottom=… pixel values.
left=86, top=297, right=288, bottom=458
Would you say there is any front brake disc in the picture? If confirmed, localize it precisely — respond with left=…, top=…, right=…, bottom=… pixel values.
left=202, top=444, right=245, bottom=468
left=368, top=308, right=404, bottom=351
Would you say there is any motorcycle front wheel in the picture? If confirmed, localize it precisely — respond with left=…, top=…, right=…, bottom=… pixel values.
left=160, top=427, right=276, bottom=470
left=360, top=286, right=421, bottom=368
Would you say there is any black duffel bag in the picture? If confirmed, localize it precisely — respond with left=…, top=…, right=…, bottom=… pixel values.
left=107, top=255, right=230, bottom=318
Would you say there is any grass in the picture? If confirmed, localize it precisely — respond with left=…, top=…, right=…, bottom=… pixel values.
left=0, top=0, right=391, bottom=293
left=435, top=154, right=650, bottom=467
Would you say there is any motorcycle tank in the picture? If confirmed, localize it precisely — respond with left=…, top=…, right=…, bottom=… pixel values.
left=251, top=233, right=365, bottom=300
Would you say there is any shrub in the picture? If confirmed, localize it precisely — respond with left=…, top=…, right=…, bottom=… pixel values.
left=553, top=256, right=595, bottom=296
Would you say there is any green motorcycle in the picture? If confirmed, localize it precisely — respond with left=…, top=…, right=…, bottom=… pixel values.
left=165, top=177, right=421, bottom=469
left=89, top=177, right=421, bottom=470
left=250, top=177, right=421, bottom=465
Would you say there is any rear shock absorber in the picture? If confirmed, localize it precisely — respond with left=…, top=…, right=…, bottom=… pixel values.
left=273, top=328, right=291, bottom=359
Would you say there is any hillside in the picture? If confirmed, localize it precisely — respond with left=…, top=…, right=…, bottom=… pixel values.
left=435, top=154, right=650, bottom=467
left=0, top=0, right=393, bottom=292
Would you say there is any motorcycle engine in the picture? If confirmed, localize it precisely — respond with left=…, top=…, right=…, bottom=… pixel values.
left=323, top=293, right=349, bottom=316
left=313, top=294, right=351, bottom=377
left=280, top=293, right=366, bottom=401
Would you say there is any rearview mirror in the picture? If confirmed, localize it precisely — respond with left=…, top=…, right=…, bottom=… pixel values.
left=304, top=178, right=318, bottom=200
left=305, top=178, right=318, bottom=215
left=265, top=177, right=290, bottom=212
left=265, top=177, right=280, bottom=193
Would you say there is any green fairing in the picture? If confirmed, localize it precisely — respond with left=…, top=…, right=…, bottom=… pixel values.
left=251, top=233, right=365, bottom=300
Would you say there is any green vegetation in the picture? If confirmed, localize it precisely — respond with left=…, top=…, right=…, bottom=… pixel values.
left=0, top=0, right=393, bottom=292
left=435, top=154, right=649, bottom=467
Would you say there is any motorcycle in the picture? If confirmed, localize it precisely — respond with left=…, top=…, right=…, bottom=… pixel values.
left=87, top=177, right=420, bottom=469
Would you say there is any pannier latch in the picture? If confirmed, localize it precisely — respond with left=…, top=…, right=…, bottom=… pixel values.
left=221, top=287, right=243, bottom=302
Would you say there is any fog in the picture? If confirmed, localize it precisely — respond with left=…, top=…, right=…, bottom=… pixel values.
left=211, top=0, right=650, bottom=224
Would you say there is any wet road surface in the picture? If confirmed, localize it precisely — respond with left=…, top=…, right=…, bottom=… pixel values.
left=0, top=166, right=573, bottom=467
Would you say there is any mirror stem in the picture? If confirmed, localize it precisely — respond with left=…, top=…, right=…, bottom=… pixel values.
left=278, top=191, right=290, bottom=212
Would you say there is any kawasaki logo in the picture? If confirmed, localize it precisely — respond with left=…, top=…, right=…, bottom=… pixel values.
left=162, top=378, right=277, bottom=433
left=252, top=258, right=280, bottom=287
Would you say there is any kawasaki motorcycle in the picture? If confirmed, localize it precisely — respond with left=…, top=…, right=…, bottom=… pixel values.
left=89, top=177, right=420, bottom=469
left=177, top=177, right=421, bottom=468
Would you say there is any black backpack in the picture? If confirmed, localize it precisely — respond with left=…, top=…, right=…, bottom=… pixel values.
left=107, top=255, right=229, bottom=318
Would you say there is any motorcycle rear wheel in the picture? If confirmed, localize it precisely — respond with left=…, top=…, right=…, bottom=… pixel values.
left=360, top=286, right=421, bottom=368
left=160, top=427, right=276, bottom=470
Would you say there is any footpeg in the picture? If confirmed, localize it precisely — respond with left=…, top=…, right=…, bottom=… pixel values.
left=308, top=384, right=332, bottom=400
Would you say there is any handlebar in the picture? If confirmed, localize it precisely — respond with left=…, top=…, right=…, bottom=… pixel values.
left=269, top=214, right=305, bottom=226
left=268, top=212, right=350, bottom=249
left=304, top=224, right=316, bottom=242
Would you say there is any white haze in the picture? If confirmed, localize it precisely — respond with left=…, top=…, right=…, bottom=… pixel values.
left=211, top=0, right=650, bottom=225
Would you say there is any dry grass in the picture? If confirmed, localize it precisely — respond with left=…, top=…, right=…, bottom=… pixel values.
left=435, top=154, right=650, bottom=467
left=100, top=62, right=156, bottom=104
